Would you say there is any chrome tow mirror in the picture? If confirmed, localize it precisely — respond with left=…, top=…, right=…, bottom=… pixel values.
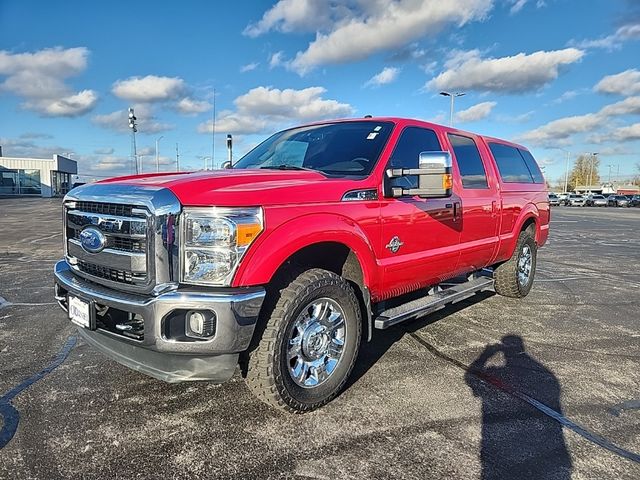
left=386, top=151, right=453, bottom=198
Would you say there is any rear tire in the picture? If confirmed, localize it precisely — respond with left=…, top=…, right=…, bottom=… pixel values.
left=493, top=228, right=537, bottom=298
left=244, top=268, right=362, bottom=413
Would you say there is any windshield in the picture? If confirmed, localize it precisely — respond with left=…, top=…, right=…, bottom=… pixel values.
left=232, top=121, right=394, bottom=177
left=570, top=194, right=582, bottom=198
left=593, top=195, right=604, bottom=199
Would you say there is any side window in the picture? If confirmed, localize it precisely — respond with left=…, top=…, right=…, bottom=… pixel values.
left=488, top=143, right=534, bottom=183
left=447, top=134, right=488, bottom=189
left=388, top=127, right=441, bottom=188
left=518, top=149, right=545, bottom=184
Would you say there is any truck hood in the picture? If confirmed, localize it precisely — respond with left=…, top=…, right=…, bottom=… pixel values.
left=99, top=169, right=366, bottom=206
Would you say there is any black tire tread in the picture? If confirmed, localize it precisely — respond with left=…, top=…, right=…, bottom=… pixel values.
left=494, top=228, right=537, bottom=298
left=245, top=268, right=361, bottom=413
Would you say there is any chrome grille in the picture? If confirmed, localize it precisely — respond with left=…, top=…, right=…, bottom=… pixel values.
left=75, top=201, right=134, bottom=216
left=63, top=184, right=181, bottom=295
left=71, top=229, right=145, bottom=253
left=65, top=200, right=150, bottom=291
left=77, top=261, right=144, bottom=284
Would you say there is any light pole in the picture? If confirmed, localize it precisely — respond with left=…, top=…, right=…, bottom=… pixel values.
left=439, top=91, right=465, bottom=127
left=588, top=152, right=598, bottom=189
left=128, top=107, right=138, bottom=175
left=202, top=156, right=211, bottom=170
left=155, top=135, right=164, bottom=173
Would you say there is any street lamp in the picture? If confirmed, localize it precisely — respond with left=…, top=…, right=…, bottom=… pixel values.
left=439, top=91, right=465, bottom=127
left=128, top=107, right=138, bottom=175
left=155, top=136, right=164, bottom=173
left=202, top=156, right=211, bottom=170
left=588, top=152, right=598, bottom=189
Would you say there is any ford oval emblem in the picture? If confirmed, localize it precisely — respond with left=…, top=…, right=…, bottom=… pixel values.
left=80, top=227, right=106, bottom=254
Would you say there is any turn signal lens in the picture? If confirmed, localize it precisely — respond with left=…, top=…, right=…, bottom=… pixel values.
left=442, top=173, right=453, bottom=190
left=237, top=222, right=263, bottom=246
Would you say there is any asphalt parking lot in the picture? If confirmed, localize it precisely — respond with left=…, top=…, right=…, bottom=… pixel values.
left=0, top=198, right=639, bottom=479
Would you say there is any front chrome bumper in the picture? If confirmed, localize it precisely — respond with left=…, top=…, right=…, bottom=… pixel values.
left=54, top=260, right=265, bottom=383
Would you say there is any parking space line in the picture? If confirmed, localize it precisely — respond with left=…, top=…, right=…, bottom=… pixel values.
left=0, top=335, right=77, bottom=449
left=409, top=333, right=640, bottom=465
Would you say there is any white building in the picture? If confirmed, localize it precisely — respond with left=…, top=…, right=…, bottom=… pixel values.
left=0, top=151, right=77, bottom=198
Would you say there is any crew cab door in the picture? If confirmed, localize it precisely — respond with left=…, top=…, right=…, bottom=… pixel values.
left=445, top=133, right=501, bottom=272
left=379, top=127, right=461, bottom=297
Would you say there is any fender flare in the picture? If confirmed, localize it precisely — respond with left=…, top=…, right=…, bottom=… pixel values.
left=232, top=213, right=380, bottom=292
left=513, top=203, right=541, bottom=244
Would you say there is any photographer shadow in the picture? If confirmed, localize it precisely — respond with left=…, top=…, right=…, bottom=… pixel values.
left=466, top=335, right=572, bottom=479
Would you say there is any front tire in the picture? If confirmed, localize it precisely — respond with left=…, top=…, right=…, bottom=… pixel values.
left=245, top=268, right=362, bottom=413
left=493, top=229, right=537, bottom=298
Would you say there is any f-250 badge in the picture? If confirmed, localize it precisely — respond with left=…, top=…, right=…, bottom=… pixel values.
left=386, top=236, right=404, bottom=253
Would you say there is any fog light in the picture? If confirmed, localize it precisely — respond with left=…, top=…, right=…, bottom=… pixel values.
left=185, top=310, right=216, bottom=338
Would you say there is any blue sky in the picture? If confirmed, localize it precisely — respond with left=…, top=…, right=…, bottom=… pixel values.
left=1, top=0, right=639, bottom=182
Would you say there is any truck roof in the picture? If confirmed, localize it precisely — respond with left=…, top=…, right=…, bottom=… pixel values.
left=300, top=116, right=531, bottom=152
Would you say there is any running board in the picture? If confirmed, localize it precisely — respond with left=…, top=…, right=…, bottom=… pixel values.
left=374, top=276, right=494, bottom=330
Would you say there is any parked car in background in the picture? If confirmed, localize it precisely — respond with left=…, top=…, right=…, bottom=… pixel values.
left=629, top=195, right=640, bottom=207
left=585, top=194, right=607, bottom=207
left=558, top=192, right=569, bottom=203
left=608, top=195, right=630, bottom=207
left=548, top=193, right=560, bottom=206
left=567, top=194, right=586, bottom=206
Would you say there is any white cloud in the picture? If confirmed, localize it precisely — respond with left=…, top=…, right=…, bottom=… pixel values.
left=364, top=67, right=400, bottom=88
left=0, top=136, right=72, bottom=158
left=508, top=0, right=546, bottom=15
left=243, top=0, right=337, bottom=37
left=455, top=101, right=496, bottom=122
left=572, top=22, right=640, bottom=51
left=112, top=75, right=186, bottom=102
left=93, top=105, right=173, bottom=134
left=610, top=123, right=640, bottom=142
left=427, top=48, right=584, bottom=93
left=0, top=47, right=98, bottom=117
left=262, top=0, right=495, bottom=74
left=599, top=96, right=640, bottom=116
left=94, top=147, right=114, bottom=155
left=595, top=69, right=640, bottom=96
left=175, top=97, right=211, bottom=115
left=518, top=96, right=640, bottom=146
left=198, top=86, right=353, bottom=135
left=240, top=62, right=259, bottom=73
left=32, top=90, right=98, bottom=117
left=269, top=51, right=286, bottom=69
left=509, top=0, right=527, bottom=14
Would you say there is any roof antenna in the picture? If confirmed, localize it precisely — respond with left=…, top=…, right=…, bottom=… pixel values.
left=364, top=114, right=372, bottom=118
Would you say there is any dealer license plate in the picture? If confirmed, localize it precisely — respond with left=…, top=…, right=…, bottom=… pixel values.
left=68, top=295, right=91, bottom=328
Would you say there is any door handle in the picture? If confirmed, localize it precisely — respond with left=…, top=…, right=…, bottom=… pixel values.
left=453, top=202, right=461, bottom=222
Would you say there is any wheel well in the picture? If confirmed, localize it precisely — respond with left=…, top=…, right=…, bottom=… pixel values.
left=271, top=242, right=370, bottom=337
left=521, top=217, right=537, bottom=242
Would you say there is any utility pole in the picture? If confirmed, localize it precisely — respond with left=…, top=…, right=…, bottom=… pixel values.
left=176, top=143, right=180, bottom=172
left=439, top=91, right=465, bottom=127
left=563, top=150, right=570, bottom=193
left=212, top=87, right=216, bottom=169
left=588, top=152, right=598, bottom=188
left=155, top=135, right=164, bottom=173
left=607, top=164, right=614, bottom=184
left=128, top=107, right=138, bottom=175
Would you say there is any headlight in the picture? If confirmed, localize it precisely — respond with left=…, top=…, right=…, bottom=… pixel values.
left=181, top=207, right=263, bottom=286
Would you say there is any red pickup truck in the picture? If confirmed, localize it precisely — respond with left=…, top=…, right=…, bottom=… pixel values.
left=54, top=117, right=549, bottom=412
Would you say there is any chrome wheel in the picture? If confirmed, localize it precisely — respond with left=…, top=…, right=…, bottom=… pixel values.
left=287, top=298, right=346, bottom=388
left=518, top=244, right=532, bottom=286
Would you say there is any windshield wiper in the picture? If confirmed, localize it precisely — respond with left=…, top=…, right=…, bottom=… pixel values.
left=260, top=164, right=317, bottom=172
